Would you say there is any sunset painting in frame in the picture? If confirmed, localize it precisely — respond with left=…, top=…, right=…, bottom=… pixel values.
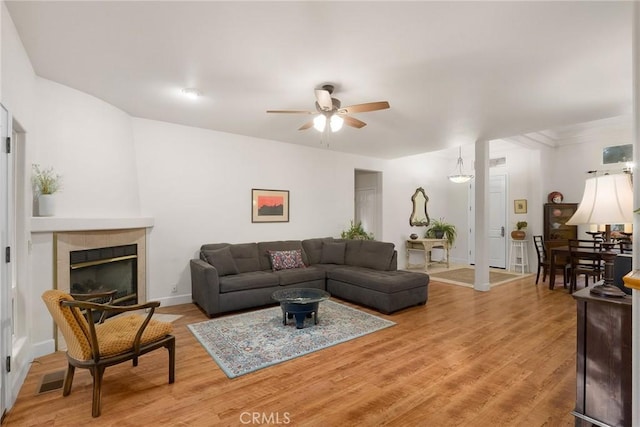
left=252, top=189, right=289, bottom=222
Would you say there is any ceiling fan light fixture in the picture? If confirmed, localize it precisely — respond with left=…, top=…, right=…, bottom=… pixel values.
left=330, top=115, right=344, bottom=132
left=181, top=88, right=202, bottom=100
left=447, top=147, right=474, bottom=183
left=313, top=115, right=326, bottom=132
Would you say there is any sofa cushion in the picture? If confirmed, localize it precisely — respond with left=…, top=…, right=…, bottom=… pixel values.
left=202, top=247, right=239, bottom=276
left=301, top=238, right=334, bottom=265
left=219, top=271, right=280, bottom=293
left=345, top=240, right=395, bottom=271
left=320, top=242, right=346, bottom=264
left=268, top=249, right=306, bottom=271
left=327, top=267, right=428, bottom=293
left=258, top=241, right=309, bottom=270
left=275, top=266, right=326, bottom=286
left=228, top=243, right=261, bottom=273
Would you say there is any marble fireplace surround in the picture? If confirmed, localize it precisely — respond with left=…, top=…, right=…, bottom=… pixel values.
left=55, top=228, right=147, bottom=304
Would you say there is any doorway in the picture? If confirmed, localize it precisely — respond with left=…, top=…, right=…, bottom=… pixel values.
left=468, top=174, right=508, bottom=268
left=354, top=170, right=382, bottom=240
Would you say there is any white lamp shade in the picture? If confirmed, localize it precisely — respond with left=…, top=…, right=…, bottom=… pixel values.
left=330, top=115, right=344, bottom=132
left=566, top=174, right=633, bottom=225
left=313, top=115, right=326, bottom=132
left=448, top=175, right=472, bottom=184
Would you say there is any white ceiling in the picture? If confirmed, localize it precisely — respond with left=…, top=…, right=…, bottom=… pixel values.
left=5, top=1, right=633, bottom=159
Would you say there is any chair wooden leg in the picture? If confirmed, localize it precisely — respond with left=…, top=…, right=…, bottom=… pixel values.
left=535, top=266, right=541, bottom=284
left=91, top=366, right=106, bottom=418
left=167, top=338, right=175, bottom=384
left=542, top=266, right=548, bottom=283
left=62, top=363, right=75, bottom=396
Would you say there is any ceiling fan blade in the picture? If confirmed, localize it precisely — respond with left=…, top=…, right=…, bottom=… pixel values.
left=314, top=89, right=333, bottom=111
left=266, top=110, right=314, bottom=114
left=340, top=101, right=390, bottom=114
left=342, top=115, right=367, bottom=129
left=298, top=120, right=314, bottom=131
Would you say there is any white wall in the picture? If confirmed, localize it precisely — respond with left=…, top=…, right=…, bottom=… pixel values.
left=132, top=118, right=386, bottom=301
left=551, top=120, right=632, bottom=238
left=34, top=78, right=140, bottom=217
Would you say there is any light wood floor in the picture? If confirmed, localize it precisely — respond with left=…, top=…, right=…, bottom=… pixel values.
left=3, top=274, right=579, bottom=426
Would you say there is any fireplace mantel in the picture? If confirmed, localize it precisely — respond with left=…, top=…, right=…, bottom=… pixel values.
left=31, top=217, right=154, bottom=232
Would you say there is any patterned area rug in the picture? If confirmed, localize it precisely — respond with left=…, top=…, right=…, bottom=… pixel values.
left=428, top=267, right=527, bottom=287
left=188, top=300, right=395, bottom=378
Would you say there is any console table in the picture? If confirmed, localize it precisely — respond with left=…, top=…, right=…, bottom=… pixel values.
left=572, top=287, right=632, bottom=426
left=406, top=238, right=449, bottom=270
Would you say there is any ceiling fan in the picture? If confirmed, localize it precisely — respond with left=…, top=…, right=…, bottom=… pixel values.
left=267, top=84, right=390, bottom=132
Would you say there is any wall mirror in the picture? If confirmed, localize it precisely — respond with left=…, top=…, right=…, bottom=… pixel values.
left=410, top=187, right=430, bottom=226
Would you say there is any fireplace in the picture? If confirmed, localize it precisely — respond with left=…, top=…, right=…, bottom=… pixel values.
left=70, top=244, right=138, bottom=305
left=54, top=228, right=147, bottom=305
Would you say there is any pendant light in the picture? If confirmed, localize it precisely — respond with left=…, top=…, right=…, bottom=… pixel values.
left=447, top=146, right=474, bottom=183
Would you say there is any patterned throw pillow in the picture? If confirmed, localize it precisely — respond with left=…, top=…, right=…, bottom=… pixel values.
left=268, top=249, right=306, bottom=271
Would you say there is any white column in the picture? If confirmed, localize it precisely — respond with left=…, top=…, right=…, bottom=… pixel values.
left=632, top=3, right=640, bottom=424
left=474, top=140, right=490, bottom=291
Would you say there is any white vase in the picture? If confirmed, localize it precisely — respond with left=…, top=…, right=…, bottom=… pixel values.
left=38, top=194, right=56, bottom=217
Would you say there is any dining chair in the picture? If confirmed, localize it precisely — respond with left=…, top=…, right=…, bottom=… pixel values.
left=568, top=239, right=603, bottom=293
left=533, top=235, right=570, bottom=286
left=41, top=289, right=175, bottom=417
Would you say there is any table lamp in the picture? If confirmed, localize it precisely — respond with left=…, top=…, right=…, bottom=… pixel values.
left=566, top=173, right=633, bottom=297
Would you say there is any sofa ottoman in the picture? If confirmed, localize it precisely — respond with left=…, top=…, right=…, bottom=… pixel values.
left=326, top=267, right=428, bottom=314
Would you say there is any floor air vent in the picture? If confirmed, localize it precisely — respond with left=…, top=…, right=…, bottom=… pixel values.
left=36, top=370, right=65, bottom=395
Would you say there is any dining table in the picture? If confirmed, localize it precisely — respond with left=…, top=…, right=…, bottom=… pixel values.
left=548, top=244, right=621, bottom=290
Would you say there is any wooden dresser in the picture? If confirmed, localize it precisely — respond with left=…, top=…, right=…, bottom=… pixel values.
left=572, top=287, right=632, bottom=426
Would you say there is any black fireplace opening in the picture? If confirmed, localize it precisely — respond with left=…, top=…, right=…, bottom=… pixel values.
left=69, top=244, right=138, bottom=307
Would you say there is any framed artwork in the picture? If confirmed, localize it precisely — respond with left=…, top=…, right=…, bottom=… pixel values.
left=251, top=189, right=289, bottom=223
left=602, top=144, right=633, bottom=164
left=514, top=199, right=527, bottom=214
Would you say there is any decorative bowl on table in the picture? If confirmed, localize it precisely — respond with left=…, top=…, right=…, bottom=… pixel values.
left=410, top=234, right=418, bottom=240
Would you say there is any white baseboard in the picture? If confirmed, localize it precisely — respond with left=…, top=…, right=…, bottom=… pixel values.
left=155, top=293, right=192, bottom=307
left=32, top=339, right=55, bottom=358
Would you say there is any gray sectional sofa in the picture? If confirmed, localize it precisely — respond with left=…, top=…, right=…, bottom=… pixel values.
left=190, top=237, right=429, bottom=317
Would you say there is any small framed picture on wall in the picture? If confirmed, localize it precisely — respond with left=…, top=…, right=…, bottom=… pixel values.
left=251, top=189, right=290, bottom=223
left=514, top=199, right=527, bottom=214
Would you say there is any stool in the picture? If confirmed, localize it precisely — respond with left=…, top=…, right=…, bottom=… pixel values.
left=509, top=239, right=529, bottom=274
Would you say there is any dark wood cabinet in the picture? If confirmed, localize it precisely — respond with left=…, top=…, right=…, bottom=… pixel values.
left=572, top=288, right=632, bottom=426
left=544, top=203, right=578, bottom=243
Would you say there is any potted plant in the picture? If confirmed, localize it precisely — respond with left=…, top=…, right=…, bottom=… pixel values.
left=425, top=217, right=457, bottom=247
left=340, top=220, right=374, bottom=240
left=511, top=221, right=528, bottom=240
left=32, top=164, right=62, bottom=216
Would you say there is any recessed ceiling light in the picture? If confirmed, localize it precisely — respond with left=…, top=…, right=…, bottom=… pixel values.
left=181, top=88, right=202, bottom=99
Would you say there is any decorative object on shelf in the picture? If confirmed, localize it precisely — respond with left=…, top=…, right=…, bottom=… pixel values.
left=544, top=202, right=578, bottom=241
left=567, top=172, right=633, bottom=297
left=447, top=146, right=474, bottom=184
left=251, top=189, right=289, bottom=223
left=409, top=233, right=418, bottom=240
left=547, top=191, right=563, bottom=203
left=511, top=221, right=527, bottom=240
left=425, top=218, right=457, bottom=246
left=32, top=164, right=62, bottom=217
left=409, top=187, right=430, bottom=226
left=340, top=220, right=374, bottom=240
left=514, top=199, right=527, bottom=214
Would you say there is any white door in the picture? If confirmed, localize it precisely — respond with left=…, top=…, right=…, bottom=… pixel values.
left=0, top=103, right=11, bottom=417
left=469, top=174, right=507, bottom=268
